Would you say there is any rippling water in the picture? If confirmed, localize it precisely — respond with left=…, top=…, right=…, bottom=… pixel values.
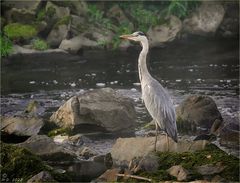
left=1, top=36, right=239, bottom=156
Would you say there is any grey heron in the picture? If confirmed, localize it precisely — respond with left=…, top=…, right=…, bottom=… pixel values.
left=120, top=31, right=178, bottom=151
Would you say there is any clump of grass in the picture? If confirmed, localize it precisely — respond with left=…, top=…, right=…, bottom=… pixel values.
left=32, top=38, right=48, bottom=50
left=0, top=34, right=13, bottom=57
left=47, top=127, right=72, bottom=137
left=4, top=23, right=37, bottom=40
left=137, top=144, right=239, bottom=182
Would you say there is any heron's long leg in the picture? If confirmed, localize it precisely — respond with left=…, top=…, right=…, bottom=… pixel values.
left=154, top=122, right=159, bottom=152
left=164, top=133, right=170, bottom=152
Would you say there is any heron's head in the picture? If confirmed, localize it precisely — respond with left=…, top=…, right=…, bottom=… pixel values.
left=120, top=31, right=147, bottom=43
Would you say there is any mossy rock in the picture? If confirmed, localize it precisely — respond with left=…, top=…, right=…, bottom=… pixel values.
left=0, top=142, right=72, bottom=182
left=1, top=142, right=45, bottom=181
left=3, top=23, right=37, bottom=40
left=136, top=144, right=239, bottom=182
left=54, top=15, right=71, bottom=28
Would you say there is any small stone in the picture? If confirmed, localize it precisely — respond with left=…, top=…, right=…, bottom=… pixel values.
left=167, top=165, right=189, bottom=181
left=79, top=147, right=98, bottom=159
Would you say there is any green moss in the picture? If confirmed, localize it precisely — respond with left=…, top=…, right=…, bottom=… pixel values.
left=54, top=16, right=71, bottom=28
left=4, top=23, right=37, bottom=40
left=0, top=142, right=72, bottom=182
left=1, top=142, right=46, bottom=181
left=136, top=144, right=239, bottom=182
left=32, top=38, right=48, bottom=50
left=47, top=127, right=72, bottom=137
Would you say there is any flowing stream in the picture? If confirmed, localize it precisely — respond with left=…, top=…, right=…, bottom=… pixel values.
left=1, top=36, right=239, bottom=156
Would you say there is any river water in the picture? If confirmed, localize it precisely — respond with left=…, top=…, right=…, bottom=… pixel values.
left=1, top=36, right=239, bottom=155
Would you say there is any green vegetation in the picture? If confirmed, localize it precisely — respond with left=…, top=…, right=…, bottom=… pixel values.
left=3, top=23, right=37, bottom=40
left=1, top=142, right=45, bottom=181
left=87, top=4, right=113, bottom=30
left=46, top=6, right=56, bottom=17
left=164, top=0, right=200, bottom=19
left=1, top=142, right=72, bottom=182
left=48, top=127, right=72, bottom=137
left=136, top=144, right=239, bottom=182
left=36, top=9, right=46, bottom=21
left=55, top=16, right=71, bottom=27
left=0, top=35, right=13, bottom=57
left=32, top=38, right=48, bottom=51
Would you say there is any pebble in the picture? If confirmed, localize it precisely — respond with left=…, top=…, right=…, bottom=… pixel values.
left=176, top=79, right=182, bottom=82
left=131, top=88, right=137, bottom=92
left=188, top=69, right=194, bottom=72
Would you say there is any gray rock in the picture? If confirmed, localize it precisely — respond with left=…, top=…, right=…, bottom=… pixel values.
left=57, top=160, right=108, bottom=181
left=219, top=122, right=240, bottom=148
left=9, top=45, right=67, bottom=56
left=218, top=2, right=239, bottom=37
left=107, top=5, right=134, bottom=30
left=5, top=8, right=36, bottom=24
left=111, top=135, right=208, bottom=166
left=196, top=162, right=225, bottom=175
left=50, top=88, right=136, bottom=134
left=50, top=0, right=87, bottom=17
left=27, top=171, right=56, bottom=183
left=147, top=15, right=182, bottom=46
left=176, top=95, right=223, bottom=135
left=183, top=2, right=225, bottom=36
left=167, top=165, right=189, bottom=181
left=129, top=154, right=159, bottom=173
left=47, top=24, right=69, bottom=47
left=3, top=0, right=42, bottom=12
left=70, top=15, right=87, bottom=36
left=16, top=135, right=77, bottom=161
left=1, top=116, right=43, bottom=136
left=94, top=168, right=121, bottom=182
left=79, top=147, right=98, bottom=159
left=46, top=2, right=70, bottom=20
left=59, top=35, right=97, bottom=53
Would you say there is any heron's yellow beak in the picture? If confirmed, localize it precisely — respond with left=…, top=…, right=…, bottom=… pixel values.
left=119, top=34, right=134, bottom=40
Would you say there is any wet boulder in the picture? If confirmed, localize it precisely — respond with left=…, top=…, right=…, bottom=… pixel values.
left=183, top=2, right=225, bottom=36
left=111, top=135, right=208, bottom=166
left=219, top=122, right=240, bottom=148
left=176, top=95, right=223, bottom=135
left=147, top=15, right=182, bottom=46
left=16, top=135, right=77, bottom=161
left=50, top=88, right=136, bottom=134
left=1, top=116, right=44, bottom=136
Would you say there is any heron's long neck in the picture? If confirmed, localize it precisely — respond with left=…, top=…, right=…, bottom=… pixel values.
left=138, top=41, right=150, bottom=83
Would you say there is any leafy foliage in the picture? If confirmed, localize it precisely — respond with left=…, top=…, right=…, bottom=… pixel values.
left=4, top=23, right=37, bottom=40
left=32, top=38, right=48, bottom=50
left=0, top=35, right=13, bottom=57
left=164, top=0, right=200, bottom=19
left=87, top=4, right=113, bottom=30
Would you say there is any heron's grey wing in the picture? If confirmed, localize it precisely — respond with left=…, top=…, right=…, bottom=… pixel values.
left=142, top=79, right=178, bottom=142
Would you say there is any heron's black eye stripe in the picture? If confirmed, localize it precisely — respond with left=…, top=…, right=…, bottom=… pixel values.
left=137, top=32, right=145, bottom=36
